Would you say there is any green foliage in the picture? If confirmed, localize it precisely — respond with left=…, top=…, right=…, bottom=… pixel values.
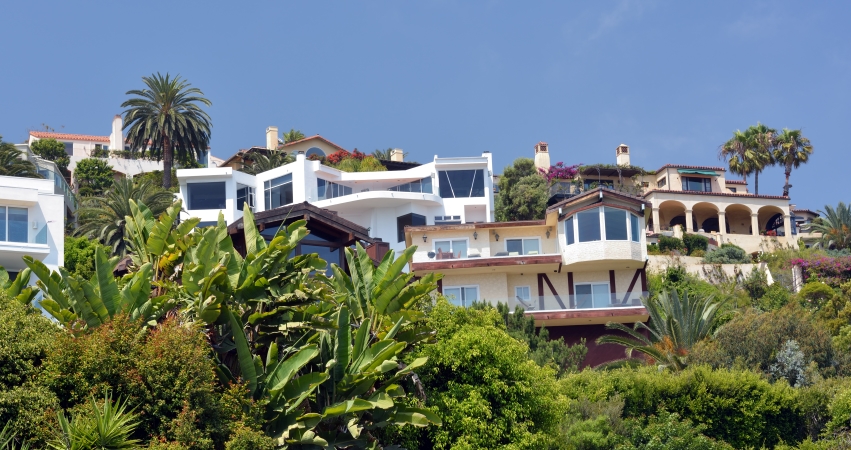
left=30, top=138, right=69, bottom=174
left=703, top=245, right=751, bottom=264
left=682, top=233, right=708, bottom=256
left=0, top=268, right=38, bottom=306
left=281, top=129, right=304, bottom=144
left=238, top=151, right=294, bottom=176
left=408, top=299, right=565, bottom=449
left=495, top=157, right=548, bottom=221
left=690, top=305, right=834, bottom=376
left=74, top=158, right=114, bottom=197
left=647, top=243, right=662, bottom=255
left=598, top=290, right=723, bottom=370
left=658, top=236, right=684, bottom=253
left=63, top=236, right=104, bottom=280
left=742, top=268, right=769, bottom=300
left=133, top=170, right=180, bottom=193
left=759, top=282, right=793, bottom=311
left=617, top=410, right=733, bottom=450
left=224, top=425, right=274, bottom=450
left=494, top=302, right=587, bottom=376
left=122, top=73, right=212, bottom=188
left=357, top=155, right=387, bottom=172
left=0, top=138, right=41, bottom=178
left=49, top=394, right=141, bottom=450
left=814, top=282, right=851, bottom=335
left=827, top=388, right=851, bottom=435
left=560, top=366, right=803, bottom=448
left=719, top=123, right=776, bottom=195
left=808, top=202, right=851, bottom=250
left=798, top=281, right=836, bottom=310
left=75, top=177, right=174, bottom=256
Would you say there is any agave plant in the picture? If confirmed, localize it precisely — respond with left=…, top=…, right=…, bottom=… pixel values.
left=49, top=394, right=140, bottom=450
left=597, top=290, right=723, bottom=370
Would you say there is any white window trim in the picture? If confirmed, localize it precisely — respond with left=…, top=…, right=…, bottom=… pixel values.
left=603, top=207, right=630, bottom=242
left=573, top=281, right=612, bottom=309
left=503, top=236, right=542, bottom=255
left=443, top=285, right=479, bottom=307
left=515, top=285, right=531, bottom=301
left=432, top=237, right=470, bottom=254
left=565, top=208, right=643, bottom=244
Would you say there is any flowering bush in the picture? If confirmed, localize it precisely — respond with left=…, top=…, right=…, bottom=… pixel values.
left=539, top=161, right=581, bottom=183
left=325, top=149, right=366, bottom=164
left=790, top=255, right=851, bottom=287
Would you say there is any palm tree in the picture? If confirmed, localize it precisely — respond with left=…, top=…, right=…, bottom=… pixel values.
left=773, top=128, right=813, bottom=197
left=240, top=151, right=294, bottom=175
left=121, top=73, right=212, bottom=189
left=719, top=124, right=776, bottom=195
left=596, top=290, right=723, bottom=370
left=282, top=128, right=305, bottom=144
left=75, top=177, right=174, bottom=256
left=807, top=202, right=851, bottom=250
left=0, top=139, right=41, bottom=178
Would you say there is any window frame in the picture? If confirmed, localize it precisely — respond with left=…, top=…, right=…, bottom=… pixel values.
left=236, top=184, right=255, bottom=211
left=504, top=236, right=542, bottom=255
left=681, top=176, right=712, bottom=192
left=437, top=169, right=485, bottom=198
left=564, top=207, right=642, bottom=244
left=515, top=286, right=531, bottom=302
left=186, top=181, right=227, bottom=210
left=442, top=285, right=479, bottom=307
left=264, top=173, right=294, bottom=209
left=396, top=213, right=426, bottom=243
left=432, top=238, right=470, bottom=258
left=603, top=207, right=628, bottom=241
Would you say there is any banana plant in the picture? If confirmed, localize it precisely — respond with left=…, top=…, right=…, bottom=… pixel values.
left=24, top=247, right=172, bottom=328
left=0, top=266, right=38, bottom=305
left=329, top=243, right=441, bottom=342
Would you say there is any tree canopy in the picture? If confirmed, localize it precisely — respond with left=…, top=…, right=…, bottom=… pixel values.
left=495, top=157, right=548, bottom=221
left=29, top=138, right=69, bottom=176
left=73, top=157, right=114, bottom=197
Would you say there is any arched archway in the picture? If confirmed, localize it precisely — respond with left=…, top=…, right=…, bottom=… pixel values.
left=305, top=147, right=325, bottom=158
left=724, top=204, right=752, bottom=235
left=658, top=200, right=687, bottom=232
left=759, top=205, right=786, bottom=236
left=693, top=202, right=719, bottom=232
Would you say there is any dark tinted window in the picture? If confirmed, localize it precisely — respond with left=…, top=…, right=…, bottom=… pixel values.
left=265, top=174, right=293, bottom=209
left=577, top=209, right=601, bottom=242
left=604, top=208, right=627, bottom=241
left=438, top=170, right=485, bottom=198
left=187, top=182, right=226, bottom=210
left=565, top=216, right=574, bottom=245
left=682, top=177, right=711, bottom=192
left=397, top=213, right=426, bottom=243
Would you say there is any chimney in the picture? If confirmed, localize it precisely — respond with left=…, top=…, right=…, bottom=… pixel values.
left=616, top=144, right=630, bottom=166
left=390, top=148, right=404, bottom=162
left=266, top=126, right=278, bottom=150
left=533, top=142, right=550, bottom=171
left=110, top=115, right=123, bottom=151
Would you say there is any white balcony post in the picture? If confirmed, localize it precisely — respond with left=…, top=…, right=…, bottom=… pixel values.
left=717, top=210, right=726, bottom=235
left=652, top=207, right=661, bottom=233
left=685, top=209, right=694, bottom=232
left=751, top=213, right=760, bottom=236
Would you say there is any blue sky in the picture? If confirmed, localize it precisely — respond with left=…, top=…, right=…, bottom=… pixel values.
left=2, top=1, right=848, bottom=210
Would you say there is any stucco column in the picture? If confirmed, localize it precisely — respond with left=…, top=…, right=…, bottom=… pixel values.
left=652, top=208, right=661, bottom=233
left=751, top=213, right=760, bottom=236
left=717, top=211, right=726, bottom=235
left=784, top=214, right=793, bottom=244
left=685, top=209, right=694, bottom=232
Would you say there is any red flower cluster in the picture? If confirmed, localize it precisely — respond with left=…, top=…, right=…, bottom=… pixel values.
left=539, top=162, right=581, bottom=183
left=326, top=149, right=366, bottom=164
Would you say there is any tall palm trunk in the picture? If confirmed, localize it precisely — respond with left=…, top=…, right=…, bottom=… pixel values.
left=783, top=162, right=792, bottom=197
left=163, top=135, right=173, bottom=189
left=754, top=171, right=759, bottom=195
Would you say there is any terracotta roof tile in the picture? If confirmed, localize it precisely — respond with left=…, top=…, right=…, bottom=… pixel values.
left=643, top=189, right=789, bottom=200
left=655, top=164, right=726, bottom=173
left=30, top=130, right=109, bottom=143
left=792, top=209, right=819, bottom=216
left=726, top=180, right=748, bottom=185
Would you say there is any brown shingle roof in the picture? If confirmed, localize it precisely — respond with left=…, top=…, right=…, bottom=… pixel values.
left=546, top=187, right=651, bottom=213
left=30, top=130, right=109, bottom=143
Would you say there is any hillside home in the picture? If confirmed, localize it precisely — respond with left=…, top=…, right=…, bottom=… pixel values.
left=536, top=142, right=803, bottom=253
left=176, top=133, right=494, bottom=254
left=0, top=175, right=65, bottom=278
left=404, top=187, right=651, bottom=366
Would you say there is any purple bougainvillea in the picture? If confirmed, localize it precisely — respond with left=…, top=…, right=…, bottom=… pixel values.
left=790, top=255, right=851, bottom=286
left=539, top=162, right=581, bottom=183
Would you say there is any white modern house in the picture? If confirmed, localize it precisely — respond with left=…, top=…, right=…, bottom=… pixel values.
left=0, top=175, right=65, bottom=278
left=176, top=151, right=495, bottom=253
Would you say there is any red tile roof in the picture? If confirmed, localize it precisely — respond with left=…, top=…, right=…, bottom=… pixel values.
left=30, top=130, right=109, bottom=143
left=643, top=189, right=789, bottom=200
left=726, top=180, right=748, bottom=185
left=655, top=164, right=726, bottom=173
left=792, top=209, right=819, bottom=216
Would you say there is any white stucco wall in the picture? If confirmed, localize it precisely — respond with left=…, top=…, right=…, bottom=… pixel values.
left=0, top=176, right=64, bottom=276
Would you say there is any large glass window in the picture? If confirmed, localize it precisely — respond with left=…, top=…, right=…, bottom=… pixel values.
left=63, top=142, right=74, bottom=155
left=575, top=283, right=610, bottom=309
left=317, top=179, right=352, bottom=200
left=438, top=170, right=485, bottom=198
left=434, top=239, right=467, bottom=259
left=187, top=182, right=226, bottom=210
left=630, top=214, right=640, bottom=242
left=236, top=184, right=255, bottom=211
left=443, top=286, right=478, bottom=307
left=397, top=213, right=426, bottom=243
left=0, top=207, right=28, bottom=243
left=577, top=209, right=601, bottom=242
left=388, top=177, right=432, bottom=194
left=515, top=286, right=531, bottom=303
left=565, top=216, right=575, bottom=245
left=604, top=207, right=628, bottom=241
left=265, top=174, right=293, bottom=209
left=682, top=177, right=711, bottom=192
left=506, top=238, right=540, bottom=255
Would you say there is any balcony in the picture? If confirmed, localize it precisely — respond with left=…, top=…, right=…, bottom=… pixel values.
left=562, top=240, right=645, bottom=270
left=475, top=293, right=649, bottom=326
left=0, top=226, right=50, bottom=270
left=411, top=252, right=562, bottom=274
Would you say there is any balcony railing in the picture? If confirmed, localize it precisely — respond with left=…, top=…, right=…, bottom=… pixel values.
left=548, top=181, right=646, bottom=200
left=19, top=146, right=77, bottom=211
left=1, top=225, right=49, bottom=246
left=448, top=292, right=649, bottom=312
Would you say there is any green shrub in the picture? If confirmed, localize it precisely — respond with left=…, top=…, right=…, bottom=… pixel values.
left=691, top=249, right=706, bottom=258
left=760, top=283, right=793, bottom=311
left=814, top=282, right=851, bottom=335
left=690, top=305, right=834, bottom=376
left=224, top=425, right=275, bottom=450
left=742, top=268, right=769, bottom=300
left=64, top=236, right=105, bottom=279
left=647, top=243, right=662, bottom=255
left=683, top=233, right=709, bottom=256
left=798, top=282, right=836, bottom=310
left=703, top=245, right=751, bottom=264
left=659, top=236, right=685, bottom=253
left=827, top=388, right=851, bottom=434
left=560, top=366, right=803, bottom=448
left=617, top=410, right=733, bottom=450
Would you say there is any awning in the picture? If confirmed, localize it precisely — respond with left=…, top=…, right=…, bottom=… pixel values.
left=677, top=169, right=718, bottom=176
